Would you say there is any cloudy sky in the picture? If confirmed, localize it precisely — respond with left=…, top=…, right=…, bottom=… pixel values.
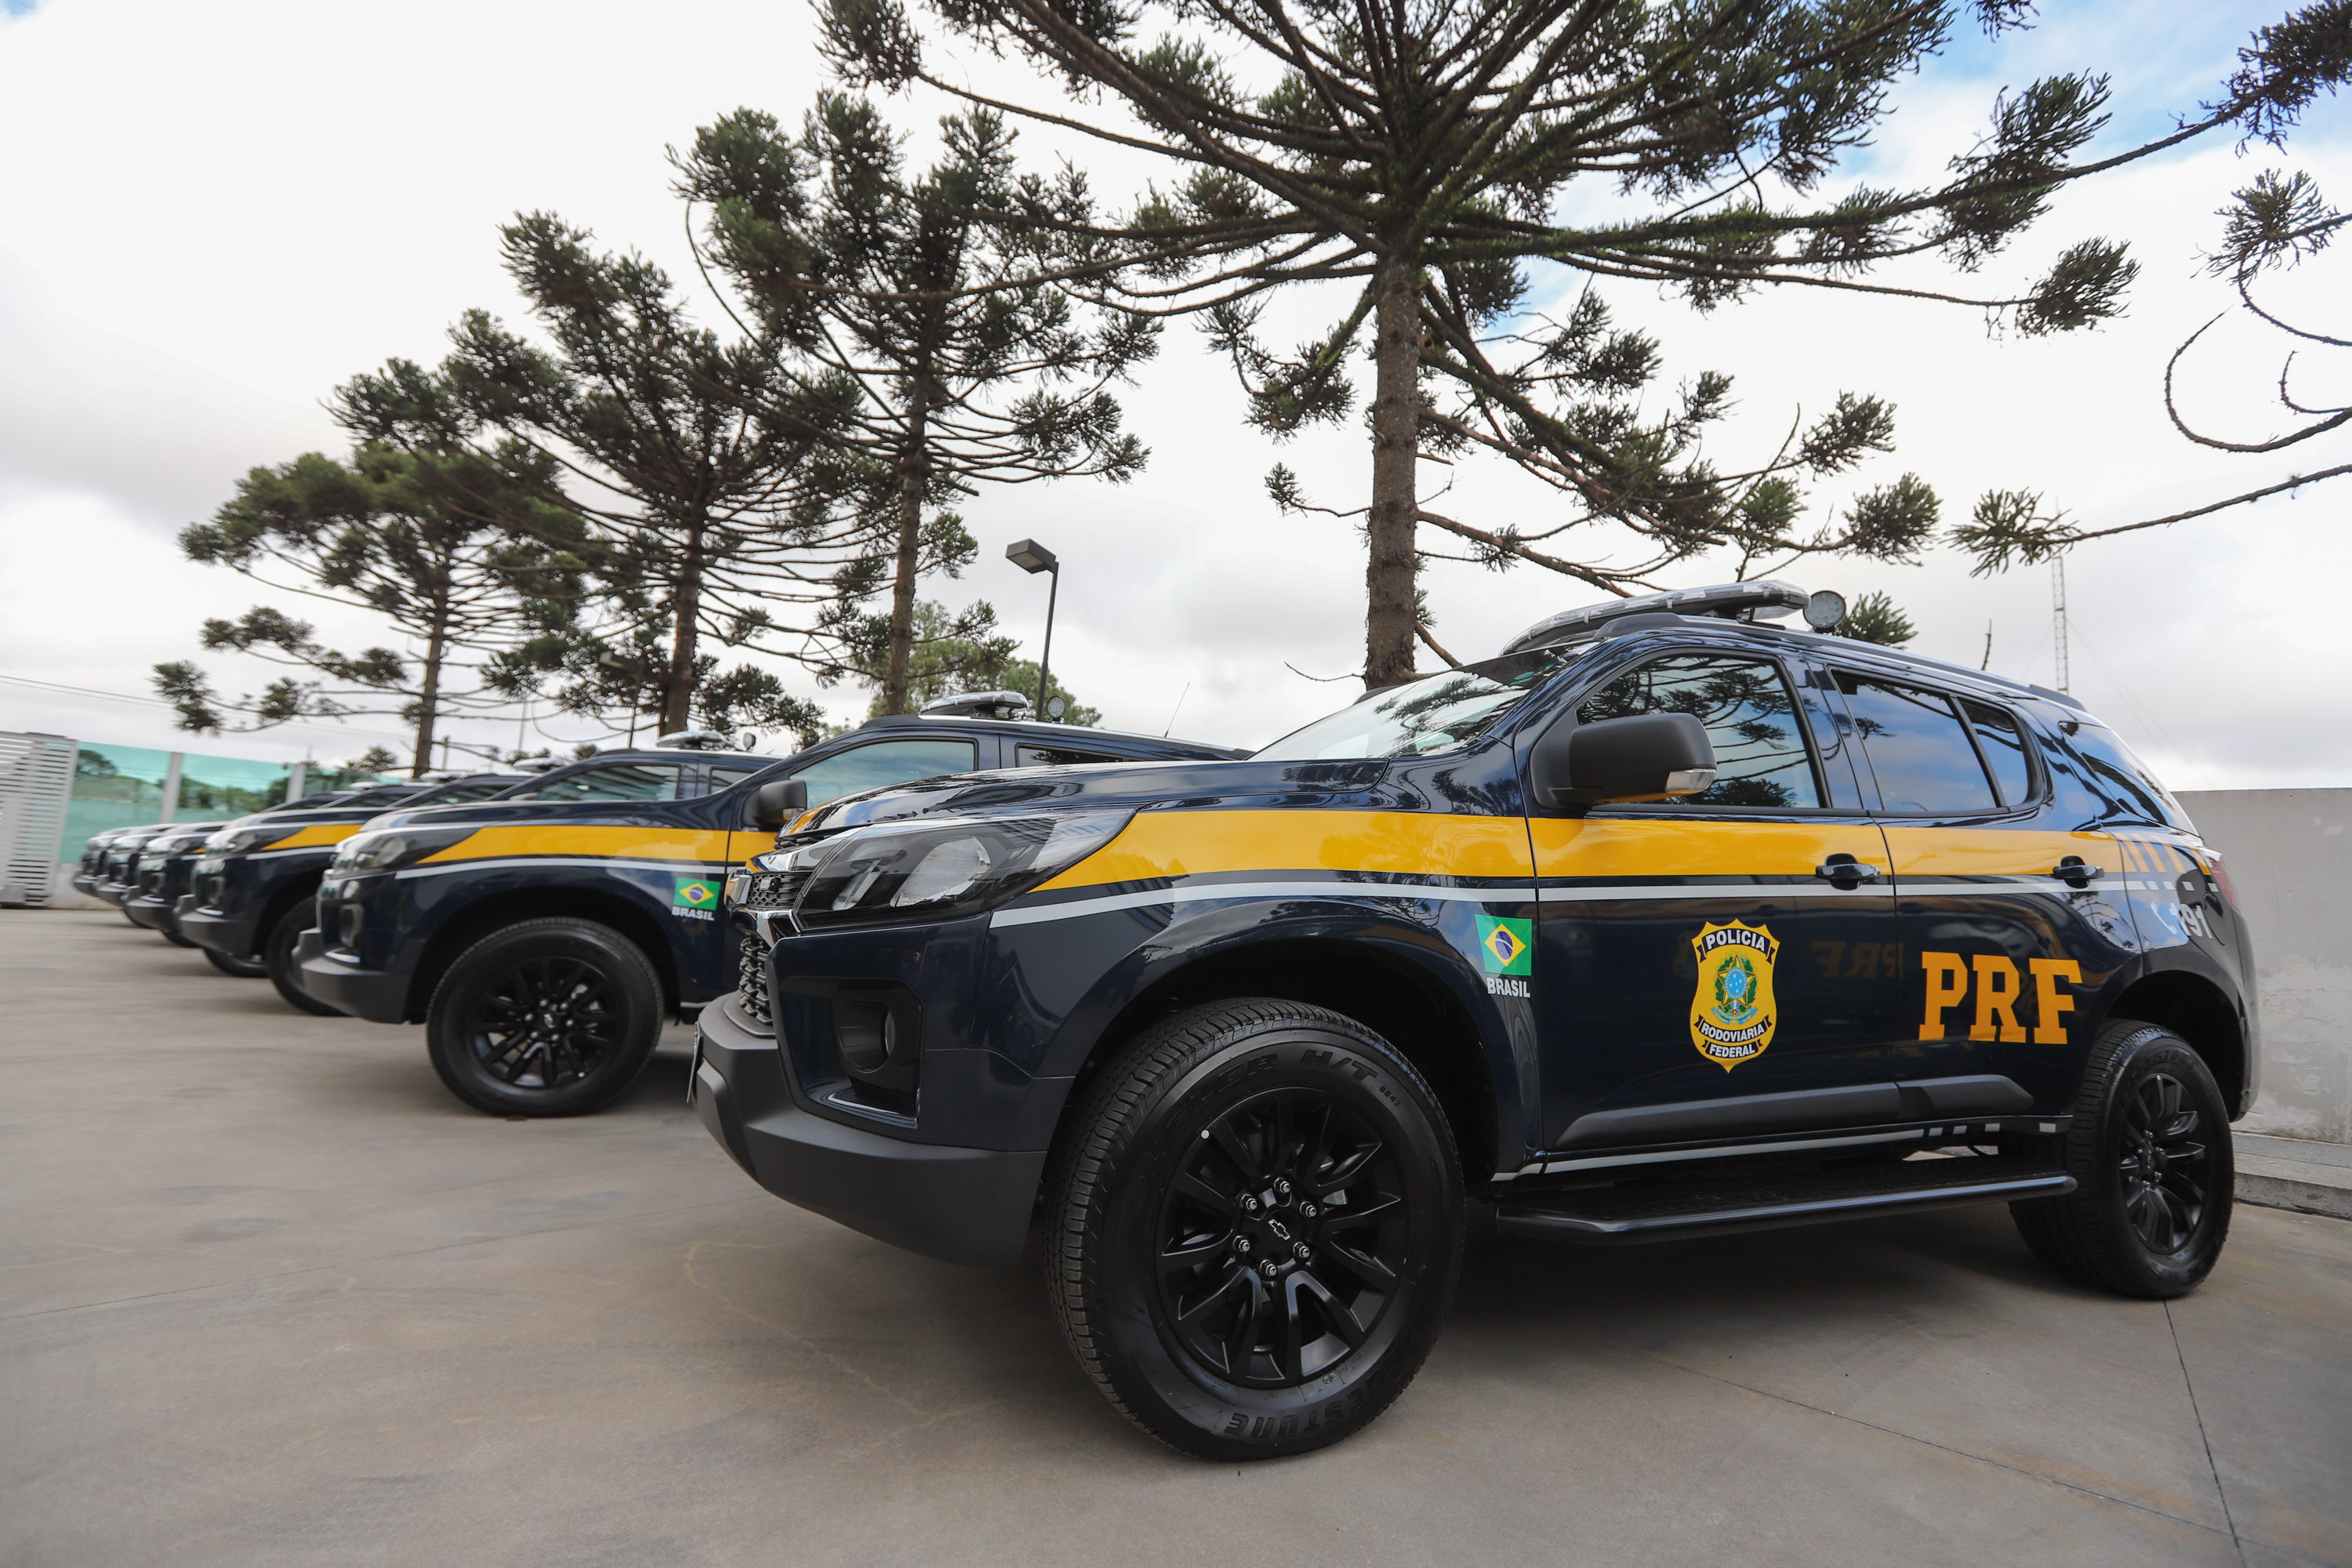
left=2, top=0, right=2347, bottom=789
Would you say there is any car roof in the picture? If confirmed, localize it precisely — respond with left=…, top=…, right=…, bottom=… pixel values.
left=849, top=713, right=1244, bottom=758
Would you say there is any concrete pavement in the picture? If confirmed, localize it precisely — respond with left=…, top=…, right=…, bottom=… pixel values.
left=4, top=909, right=2348, bottom=1567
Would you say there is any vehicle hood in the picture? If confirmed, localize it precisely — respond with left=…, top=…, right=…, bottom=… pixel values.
left=807, top=754, right=1414, bottom=833
left=352, top=797, right=671, bottom=833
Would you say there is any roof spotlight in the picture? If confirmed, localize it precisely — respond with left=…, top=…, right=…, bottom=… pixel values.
left=1803, top=590, right=1848, bottom=632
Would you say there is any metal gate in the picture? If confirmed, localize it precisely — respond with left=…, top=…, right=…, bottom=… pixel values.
left=1, top=731, right=78, bottom=907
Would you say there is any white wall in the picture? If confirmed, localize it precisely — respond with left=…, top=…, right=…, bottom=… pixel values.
left=2176, top=789, right=2352, bottom=1144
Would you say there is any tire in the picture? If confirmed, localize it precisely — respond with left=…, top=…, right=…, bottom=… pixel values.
left=1044, top=998, right=1463, bottom=1461
left=202, top=946, right=268, bottom=978
left=2010, top=1019, right=2234, bottom=1298
left=267, top=898, right=345, bottom=1017
left=424, top=918, right=665, bottom=1117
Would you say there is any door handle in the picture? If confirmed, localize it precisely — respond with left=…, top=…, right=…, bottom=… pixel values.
left=2052, top=858, right=2105, bottom=886
left=1814, top=860, right=1883, bottom=883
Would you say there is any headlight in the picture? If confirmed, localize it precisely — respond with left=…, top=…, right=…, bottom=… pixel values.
left=205, top=823, right=292, bottom=855
left=780, top=811, right=1131, bottom=928
left=330, top=825, right=478, bottom=873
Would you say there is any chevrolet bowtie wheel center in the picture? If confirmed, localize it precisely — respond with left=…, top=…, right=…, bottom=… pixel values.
left=425, top=919, right=667, bottom=1116
left=1044, top=1002, right=1461, bottom=1460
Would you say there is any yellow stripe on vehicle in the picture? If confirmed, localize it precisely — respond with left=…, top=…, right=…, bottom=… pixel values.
left=262, top=822, right=368, bottom=851
left=418, top=826, right=738, bottom=866
left=1040, top=809, right=1534, bottom=892
left=1529, top=818, right=1883, bottom=879
left=1878, top=826, right=2120, bottom=876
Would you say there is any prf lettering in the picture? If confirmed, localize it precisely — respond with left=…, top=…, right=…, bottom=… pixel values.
left=1919, top=951, right=2080, bottom=1044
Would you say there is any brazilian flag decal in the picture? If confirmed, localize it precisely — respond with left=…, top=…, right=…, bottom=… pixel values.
left=672, top=875, right=720, bottom=913
left=1475, top=915, right=1532, bottom=977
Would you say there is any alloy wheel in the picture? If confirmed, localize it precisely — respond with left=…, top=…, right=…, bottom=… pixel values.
left=464, top=956, right=624, bottom=1091
left=2119, top=1070, right=2209, bottom=1254
left=1154, top=1087, right=1410, bottom=1388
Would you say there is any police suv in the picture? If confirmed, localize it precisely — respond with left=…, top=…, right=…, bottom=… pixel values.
left=295, top=705, right=1241, bottom=1118
left=694, top=581, right=2252, bottom=1461
left=177, top=774, right=525, bottom=1008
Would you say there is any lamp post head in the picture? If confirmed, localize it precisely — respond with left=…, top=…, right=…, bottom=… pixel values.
left=1006, top=539, right=1058, bottom=575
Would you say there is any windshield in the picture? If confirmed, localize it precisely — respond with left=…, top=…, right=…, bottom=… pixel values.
left=1254, top=650, right=1578, bottom=761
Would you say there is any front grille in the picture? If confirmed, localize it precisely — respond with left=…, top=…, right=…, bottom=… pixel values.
left=739, top=867, right=815, bottom=910
left=138, top=868, right=164, bottom=896
left=737, top=935, right=772, bottom=1025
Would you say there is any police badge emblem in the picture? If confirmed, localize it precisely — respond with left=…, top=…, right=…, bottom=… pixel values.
left=1689, top=920, right=1779, bottom=1069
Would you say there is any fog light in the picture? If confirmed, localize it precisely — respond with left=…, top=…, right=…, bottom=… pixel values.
left=835, top=1000, right=895, bottom=1076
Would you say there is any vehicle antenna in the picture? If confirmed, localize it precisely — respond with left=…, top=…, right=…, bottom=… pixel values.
left=1163, top=682, right=1190, bottom=738
left=1980, top=622, right=1993, bottom=672
left=2051, top=557, right=2070, bottom=693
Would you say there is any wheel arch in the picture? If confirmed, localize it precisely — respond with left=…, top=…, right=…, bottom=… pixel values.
left=407, top=884, right=682, bottom=1022
left=1050, top=935, right=1503, bottom=1192
left=2110, top=967, right=2248, bottom=1118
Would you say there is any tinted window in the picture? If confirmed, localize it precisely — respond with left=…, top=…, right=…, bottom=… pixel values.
left=1014, top=744, right=1122, bottom=767
left=1835, top=674, right=1997, bottom=814
left=1256, top=649, right=1580, bottom=761
left=1581, top=655, right=1821, bottom=808
left=1961, top=700, right=2034, bottom=808
left=522, top=763, right=690, bottom=803
left=336, top=786, right=420, bottom=808
left=2063, top=720, right=2191, bottom=830
left=707, top=764, right=766, bottom=792
left=403, top=782, right=509, bottom=807
left=791, top=739, right=978, bottom=807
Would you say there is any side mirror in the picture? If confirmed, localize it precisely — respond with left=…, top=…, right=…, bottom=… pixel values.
left=1530, top=712, right=1718, bottom=808
left=746, top=777, right=809, bottom=831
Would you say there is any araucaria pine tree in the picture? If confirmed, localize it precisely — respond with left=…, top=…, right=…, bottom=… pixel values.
left=675, top=96, right=1158, bottom=714
left=156, top=443, right=582, bottom=775
left=821, top=0, right=2352, bottom=685
left=337, top=213, right=882, bottom=739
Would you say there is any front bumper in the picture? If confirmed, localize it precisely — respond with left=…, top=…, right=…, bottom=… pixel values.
left=293, top=930, right=410, bottom=1023
left=692, top=996, right=1044, bottom=1269
left=176, top=896, right=260, bottom=960
left=94, top=880, right=135, bottom=907
left=123, top=895, right=176, bottom=932
left=69, top=871, right=101, bottom=898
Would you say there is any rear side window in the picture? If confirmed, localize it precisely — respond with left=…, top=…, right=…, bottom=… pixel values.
left=1835, top=674, right=1998, bottom=815
left=2063, top=720, right=2191, bottom=830
left=523, top=763, right=690, bottom=803
left=790, top=739, right=978, bottom=808
left=1580, top=654, right=1822, bottom=808
left=1960, top=700, right=2036, bottom=809
left=707, top=764, right=767, bottom=792
left=1014, top=744, right=1122, bottom=768
left=336, top=786, right=419, bottom=808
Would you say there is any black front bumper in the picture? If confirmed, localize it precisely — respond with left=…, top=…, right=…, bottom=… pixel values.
left=123, top=895, right=176, bottom=932
left=176, top=896, right=260, bottom=960
left=293, top=930, right=410, bottom=1023
left=69, top=872, right=101, bottom=899
left=93, top=880, right=134, bottom=907
left=692, top=996, right=1044, bottom=1269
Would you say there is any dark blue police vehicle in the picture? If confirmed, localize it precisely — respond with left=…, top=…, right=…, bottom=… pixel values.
left=695, top=582, right=2254, bottom=1460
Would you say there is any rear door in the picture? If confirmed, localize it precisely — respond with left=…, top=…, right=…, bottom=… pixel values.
left=1832, top=670, right=2140, bottom=1118
left=1529, top=644, right=1907, bottom=1156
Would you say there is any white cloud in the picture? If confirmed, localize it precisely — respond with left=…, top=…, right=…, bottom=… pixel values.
left=2, top=0, right=2347, bottom=789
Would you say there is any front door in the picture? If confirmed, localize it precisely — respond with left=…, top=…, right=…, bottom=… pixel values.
left=1529, top=648, right=1907, bottom=1156
left=1829, top=670, right=2141, bottom=1118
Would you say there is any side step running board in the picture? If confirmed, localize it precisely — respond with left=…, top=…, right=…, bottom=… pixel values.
left=1495, top=1155, right=2073, bottom=1245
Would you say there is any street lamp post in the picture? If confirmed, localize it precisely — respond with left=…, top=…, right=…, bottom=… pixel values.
left=1005, top=539, right=1061, bottom=720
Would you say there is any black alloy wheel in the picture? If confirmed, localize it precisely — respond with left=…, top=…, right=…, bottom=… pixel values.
left=425, top=918, right=663, bottom=1117
left=1156, top=1088, right=1410, bottom=1389
left=2012, top=1019, right=2234, bottom=1298
left=1046, top=999, right=1461, bottom=1461
left=267, top=898, right=345, bottom=1017
left=201, top=946, right=268, bottom=978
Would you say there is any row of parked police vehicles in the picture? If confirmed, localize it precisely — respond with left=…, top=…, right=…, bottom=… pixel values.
left=74, top=582, right=2259, bottom=1460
